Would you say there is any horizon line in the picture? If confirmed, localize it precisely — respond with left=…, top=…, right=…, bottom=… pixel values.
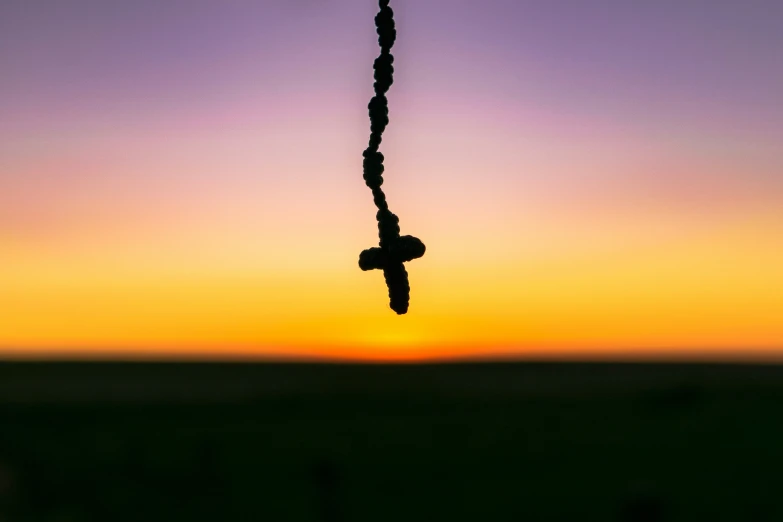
left=3, top=348, right=783, bottom=365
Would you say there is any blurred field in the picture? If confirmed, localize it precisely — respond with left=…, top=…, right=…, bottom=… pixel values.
left=1, top=361, right=782, bottom=521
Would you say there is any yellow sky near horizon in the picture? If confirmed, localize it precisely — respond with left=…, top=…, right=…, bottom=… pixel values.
left=3, top=200, right=782, bottom=360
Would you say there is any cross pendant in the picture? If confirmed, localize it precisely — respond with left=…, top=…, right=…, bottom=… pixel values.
left=359, top=234, right=426, bottom=314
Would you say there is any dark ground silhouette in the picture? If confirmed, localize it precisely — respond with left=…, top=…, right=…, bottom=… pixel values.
left=358, top=0, right=425, bottom=315
left=1, top=361, right=783, bottom=521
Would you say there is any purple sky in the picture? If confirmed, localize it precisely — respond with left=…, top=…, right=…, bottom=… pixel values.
left=3, top=1, right=782, bottom=128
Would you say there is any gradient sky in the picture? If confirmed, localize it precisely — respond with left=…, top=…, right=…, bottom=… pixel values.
left=2, top=0, right=782, bottom=361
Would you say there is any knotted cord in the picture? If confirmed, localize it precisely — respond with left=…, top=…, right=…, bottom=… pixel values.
left=358, top=0, right=426, bottom=315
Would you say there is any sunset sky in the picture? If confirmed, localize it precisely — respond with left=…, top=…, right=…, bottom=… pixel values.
left=2, top=0, right=782, bottom=361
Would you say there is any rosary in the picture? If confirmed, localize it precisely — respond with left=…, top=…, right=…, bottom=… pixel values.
left=358, top=0, right=426, bottom=315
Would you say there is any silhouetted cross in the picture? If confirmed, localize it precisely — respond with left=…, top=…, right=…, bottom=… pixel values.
left=359, top=231, right=425, bottom=315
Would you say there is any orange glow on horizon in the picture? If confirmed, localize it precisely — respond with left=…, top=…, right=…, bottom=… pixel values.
left=3, top=205, right=782, bottom=361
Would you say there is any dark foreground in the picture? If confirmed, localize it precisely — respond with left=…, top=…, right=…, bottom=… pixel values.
left=1, top=361, right=782, bottom=521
